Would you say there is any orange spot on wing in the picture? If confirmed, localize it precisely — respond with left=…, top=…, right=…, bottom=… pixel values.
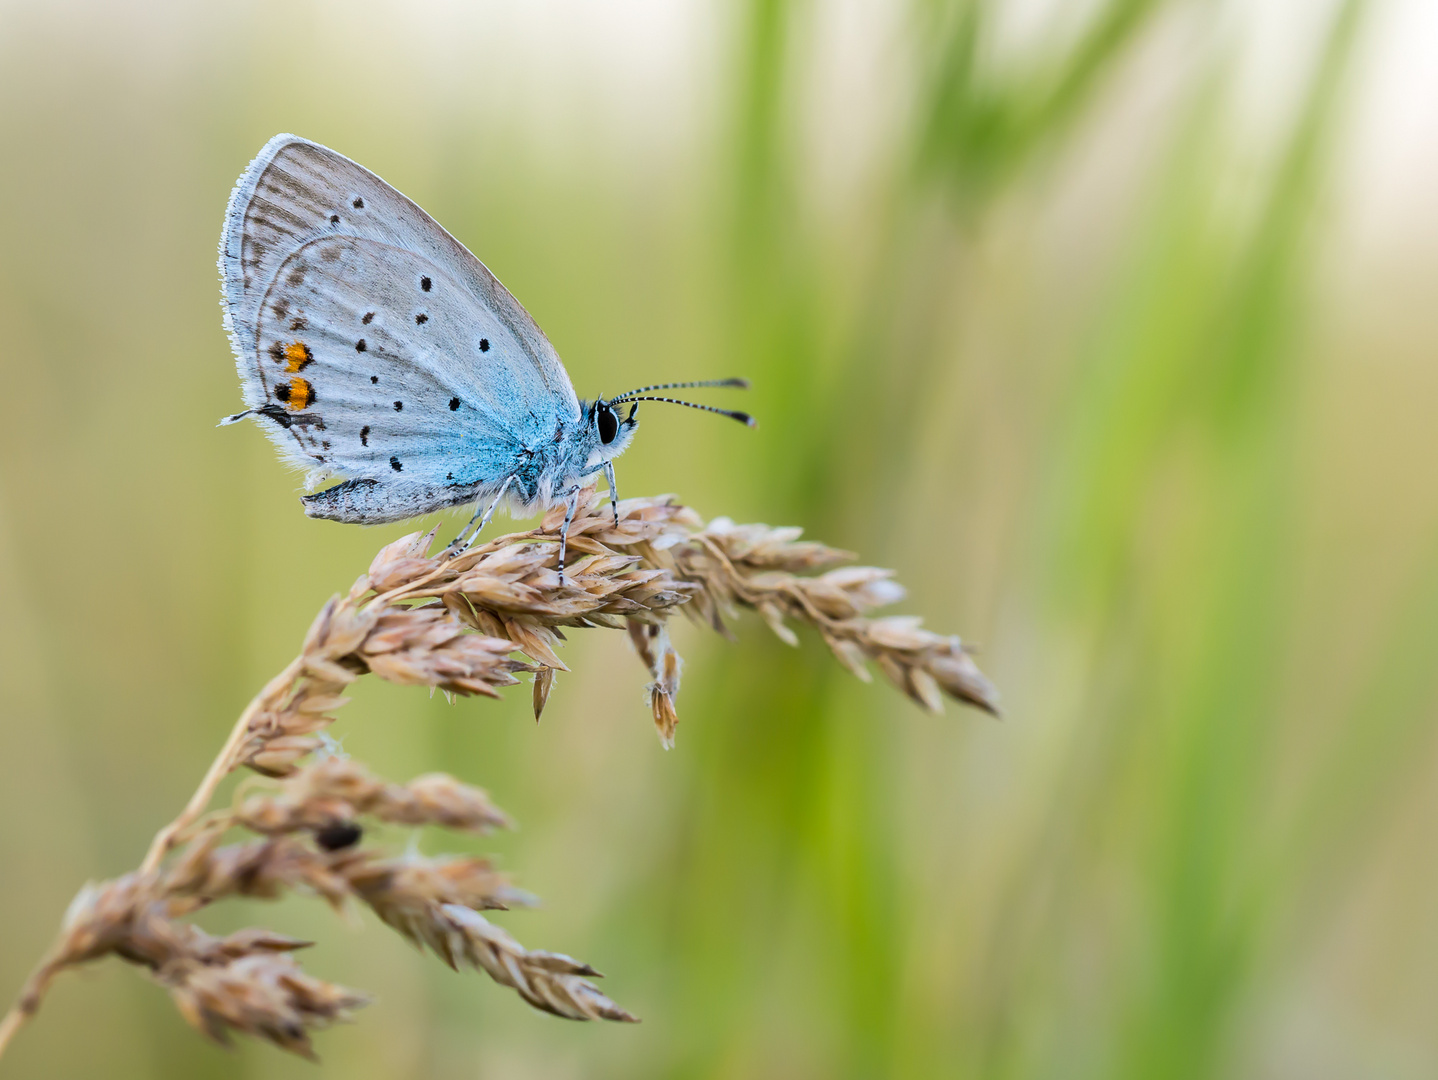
left=284, top=341, right=313, bottom=373
left=286, top=377, right=314, bottom=410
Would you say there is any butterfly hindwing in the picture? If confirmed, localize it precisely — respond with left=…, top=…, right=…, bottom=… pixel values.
left=219, top=134, right=580, bottom=512
left=251, top=234, right=539, bottom=484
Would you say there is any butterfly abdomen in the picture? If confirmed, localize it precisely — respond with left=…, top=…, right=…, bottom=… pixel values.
left=302, top=476, right=483, bottom=524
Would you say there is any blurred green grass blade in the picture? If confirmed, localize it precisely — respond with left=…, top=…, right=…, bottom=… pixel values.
left=938, top=3, right=1372, bottom=1077
left=1199, top=0, right=1369, bottom=431
left=915, top=0, right=1172, bottom=202
left=1272, top=529, right=1438, bottom=919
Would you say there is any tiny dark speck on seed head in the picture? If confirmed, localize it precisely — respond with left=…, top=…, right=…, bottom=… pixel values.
left=355, top=339, right=367, bottom=353
left=390, top=455, right=402, bottom=472
left=352, top=197, right=364, bottom=209
left=315, top=821, right=362, bottom=851
left=420, top=276, right=431, bottom=292
left=449, top=397, right=460, bottom=411
left=393, top=400, right=403, bottom=411
left=479, top=338, right=490, bottom=352
left=362, top=311, right=375, bottom=324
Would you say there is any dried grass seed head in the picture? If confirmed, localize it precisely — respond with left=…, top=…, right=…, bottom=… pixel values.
left=163, top=837, right=353, bottom=910
left=236, top=757, right=511, bottom=836
left=337, top=850, right=636, bottom=1020
left=435, top=905, right=637, bottom=1023
left=164, top=951, right=367, bottom=1060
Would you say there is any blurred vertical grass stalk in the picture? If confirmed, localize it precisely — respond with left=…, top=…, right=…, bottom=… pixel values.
left=1012, top=3, right=1372, bottom=1077
left=662, top=0, right=1168, bottom=1075
left=642, top=0, right=1406, bottom=1077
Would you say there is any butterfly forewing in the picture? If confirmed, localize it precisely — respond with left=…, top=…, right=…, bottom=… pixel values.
left=220, top=134, right=579, bottom=495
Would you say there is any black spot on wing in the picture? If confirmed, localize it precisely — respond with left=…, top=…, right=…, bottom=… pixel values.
left=362, top=311, right=375, bottom=324
left=355, top=339, right=367, bottom=353
left=479, top=338, right=490, bottom=352
left=393, top=401, right=403, bottom=411
left=370, top=375, right=379, bottom=384
left=256, top=404, right=293, bottom=428
left=352, top=197, right=365, bottom=209
left=420, top=276, right=431, bottom=292
left=274, top=382, right=291, bottom=402
left=415, top=312, right=428, bottom=324
left=390, top=455, right=402, bottom=472
left=289, top=316, right=307, bottom=331
left=449, top=397, right=460, bottom=411
left=360, top=425, right=370, bottom=446
left=329, top=214, right=340, bottom=225
left=268, top=342, right=285, bottom=363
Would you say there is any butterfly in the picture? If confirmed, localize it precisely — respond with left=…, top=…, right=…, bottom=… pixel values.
left=218, top=134, right=752, bottom=572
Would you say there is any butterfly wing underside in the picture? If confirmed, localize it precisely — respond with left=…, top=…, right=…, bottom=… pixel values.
left=219, top=134, right=579, bottom=518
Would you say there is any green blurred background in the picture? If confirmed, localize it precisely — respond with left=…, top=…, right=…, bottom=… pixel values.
left=3, top=0, right=1438, bottom=1076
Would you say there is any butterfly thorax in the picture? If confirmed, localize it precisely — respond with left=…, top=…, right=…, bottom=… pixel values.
left=509, top=397, right=635, bottom=510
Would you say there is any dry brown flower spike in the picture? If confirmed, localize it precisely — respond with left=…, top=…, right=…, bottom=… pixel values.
left=0, top=489, right=997, bottom=1061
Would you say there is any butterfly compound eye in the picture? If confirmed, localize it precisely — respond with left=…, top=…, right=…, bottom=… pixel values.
left=597, top=404, right=619, bottom=445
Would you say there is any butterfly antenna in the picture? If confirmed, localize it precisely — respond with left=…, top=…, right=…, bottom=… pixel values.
left=611, top=377, right=749, bottom=401
left=620, top=396, right=756, bottom=427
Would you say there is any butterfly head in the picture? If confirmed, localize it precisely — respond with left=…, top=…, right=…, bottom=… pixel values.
left=579, top=397, right=640, bottom=468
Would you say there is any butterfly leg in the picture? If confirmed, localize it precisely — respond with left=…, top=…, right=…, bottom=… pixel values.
left=603, top=460, right=620, bottom=526
left=447, top=476, right=514, bottom=556
left=557, top=485, right=581, bottom=584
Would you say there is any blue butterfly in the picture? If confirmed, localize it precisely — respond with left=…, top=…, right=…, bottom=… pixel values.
left=219, top=134, right=751, bottom=571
